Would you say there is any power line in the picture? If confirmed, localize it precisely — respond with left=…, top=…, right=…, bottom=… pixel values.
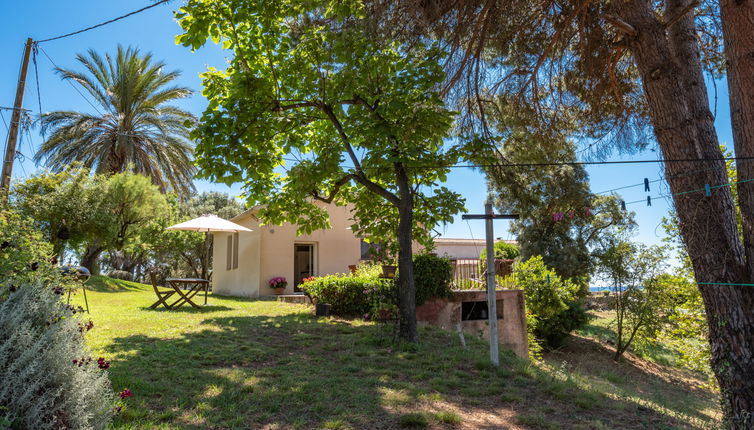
left=594, top=163, right=730, bottom=196
left=35, top=0, right=172, bottom=44
left=36, top=45, right=103, bottom=116
left=437, top=156, right=751, bottom=170
left=622, top=176, right=754, bottom=207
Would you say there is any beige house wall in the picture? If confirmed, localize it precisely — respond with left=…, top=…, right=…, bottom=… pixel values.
left=212, top=203, right=361, bottom=297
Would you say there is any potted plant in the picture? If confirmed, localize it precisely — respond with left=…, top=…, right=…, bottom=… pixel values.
left=381, top=264, right=397, bottom=279
left=269, top=277, right=287, bottom=295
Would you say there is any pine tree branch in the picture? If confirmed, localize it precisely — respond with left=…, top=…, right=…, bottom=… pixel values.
left=662, top=0, right=699, bottom=28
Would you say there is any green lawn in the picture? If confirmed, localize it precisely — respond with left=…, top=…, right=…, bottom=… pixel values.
left=72, top=276, right=721, bottom=429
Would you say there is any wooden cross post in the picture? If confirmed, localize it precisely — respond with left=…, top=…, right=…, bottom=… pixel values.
left=462, top=203, right=519, bottom=366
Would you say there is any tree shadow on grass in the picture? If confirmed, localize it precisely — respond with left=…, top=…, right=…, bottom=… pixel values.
left=545, top=333, right=720, bottom=426
left=103, top=312, right=714, bottom=429
left=139, top=305, right=235, bottom=313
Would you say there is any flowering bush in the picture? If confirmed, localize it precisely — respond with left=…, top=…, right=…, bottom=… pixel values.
left=268, top=277, right=287, bottom=289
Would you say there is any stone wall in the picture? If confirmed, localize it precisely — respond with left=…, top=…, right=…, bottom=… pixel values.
left=416, top=290, right=528, bottom=359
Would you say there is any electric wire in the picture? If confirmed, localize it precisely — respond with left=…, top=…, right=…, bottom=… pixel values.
left=35, top=0, right=172, bottom=44
left=36, top=45, right=103, bottom=116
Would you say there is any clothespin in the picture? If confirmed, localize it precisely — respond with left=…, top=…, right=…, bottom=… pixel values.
left=705, top=184, right=711, bottom=197
left=644, top=178, right=650, bottom=192
left=585, top=207, right=592, bottom=217
left=620, top=200, right=626, bottom=211
left=647, top=196, right=652, bottom=207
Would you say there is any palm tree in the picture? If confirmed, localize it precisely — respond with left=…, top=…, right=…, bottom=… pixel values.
left=35, top=46, right=197, bottom=197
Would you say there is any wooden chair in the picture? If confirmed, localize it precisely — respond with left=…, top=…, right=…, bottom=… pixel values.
left=149, top=272, right=176, bottom=309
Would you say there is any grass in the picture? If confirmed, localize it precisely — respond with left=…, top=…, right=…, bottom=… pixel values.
left=72, top=276, right=721, bottom=429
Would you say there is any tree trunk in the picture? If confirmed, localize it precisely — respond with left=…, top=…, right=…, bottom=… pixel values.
left=395, top=164, right=417, bottom=342
left=616, top=3, right=754, bottom=426
left=718, top=2, right=754, bottom=426
left=80, top=243, right=104, bottom=275
left=721, top=0, right=754, bottom=272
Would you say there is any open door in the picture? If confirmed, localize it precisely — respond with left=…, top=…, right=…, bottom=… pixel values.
left=294, top=244, right=314, bottom=292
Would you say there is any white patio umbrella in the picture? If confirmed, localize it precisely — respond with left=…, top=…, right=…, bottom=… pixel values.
left=166, top=214, right=252, bottom=233
left=166, top=215, right=252, bottom=280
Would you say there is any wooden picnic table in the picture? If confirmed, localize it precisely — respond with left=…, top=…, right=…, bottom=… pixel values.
left=165, top=278, right=210, bottom=309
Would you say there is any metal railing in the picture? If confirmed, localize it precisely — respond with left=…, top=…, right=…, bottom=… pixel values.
left=450, top=259, right=515, bottom=289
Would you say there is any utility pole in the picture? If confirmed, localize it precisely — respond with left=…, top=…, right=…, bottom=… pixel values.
left=1, top=38, right=34, bottom=203
left=462, top=203, right=519, bottom=366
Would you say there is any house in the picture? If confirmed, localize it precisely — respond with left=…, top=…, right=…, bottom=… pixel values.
left=212, top=202, right=516, bottom=297
left=433, top=237, right=517, bottom=260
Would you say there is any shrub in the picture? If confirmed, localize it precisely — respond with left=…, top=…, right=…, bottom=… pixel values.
left=302, top=274, right=395, bottom=316
left=107, top=270, right=132, bottom=281
left=304, top=255, right=454, bottom=317
left=412, top=254, right=453, bottom=305
left=515, top=256, right=587, bottom=350
left=0, top=209, right=60, bottom=299
left=0, top=282, right=114, bottom=429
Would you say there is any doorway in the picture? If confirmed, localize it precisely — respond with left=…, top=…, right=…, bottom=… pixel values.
left=294, top=244, right=315, bottom=291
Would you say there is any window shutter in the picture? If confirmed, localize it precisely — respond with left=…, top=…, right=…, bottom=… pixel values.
left=232, top=232, right=239, bottom=269
left=226, top=235, right=233, bottom=270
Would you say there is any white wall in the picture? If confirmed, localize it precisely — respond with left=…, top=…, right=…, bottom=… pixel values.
left=212, top=226, right=261, bottom=297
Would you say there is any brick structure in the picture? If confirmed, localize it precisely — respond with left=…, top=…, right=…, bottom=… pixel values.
left=416, top=290, right=528, bottom=359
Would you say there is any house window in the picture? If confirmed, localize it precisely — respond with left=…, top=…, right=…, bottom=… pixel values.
left=232, top=232, right=239, bottom=269
left=226, top=235, right=233, bottom=271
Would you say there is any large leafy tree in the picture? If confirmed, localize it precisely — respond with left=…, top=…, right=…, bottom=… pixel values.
left=177, top=0, right=478, bottom=341
left=488, top=127, right=635, bottom=289
left=35, top=46, right=197, bottom=197
left=12, top=169, right=168, bottom=274
left=372, top=0, right=754, bottom=422
left=11, top=167, right=100, bottom=259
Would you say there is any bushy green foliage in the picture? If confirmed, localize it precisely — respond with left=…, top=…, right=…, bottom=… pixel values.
left=12, top=168, right=169, bottom=274
left=479, top=241, right=520, bottom=260
left=302, top=275, right=396, bottom=316
left=514, top=256, right=586, bottom=350
left=412, top=254, right=453, bottom=305
left=305, top=255, right=453, bottom=316
left=650, top=274, right=712, bottom=380
left=0, top=209, right=60, bottom=299
left=0, top=282, right=114, bottom=429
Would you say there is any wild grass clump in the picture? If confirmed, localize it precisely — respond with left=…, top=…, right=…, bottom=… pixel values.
left=398, top=412, right=429, bottom=428
left=0, top=282, right=114, bottom=429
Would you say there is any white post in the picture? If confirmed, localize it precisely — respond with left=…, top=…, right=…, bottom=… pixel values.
left=484, top=202, right=500, bottom=366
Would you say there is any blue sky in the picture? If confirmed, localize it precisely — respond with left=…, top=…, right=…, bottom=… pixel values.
left=0, top=1, right=735, bottom=245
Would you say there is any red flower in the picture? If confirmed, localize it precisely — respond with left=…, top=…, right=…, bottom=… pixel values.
left=119, top=389, right=133, bottom=399
left=97, top=357, right=110, bottom=370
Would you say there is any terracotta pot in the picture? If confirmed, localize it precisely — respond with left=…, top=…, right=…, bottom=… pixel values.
left=274, top=287, right=286, bottom=295
left=378, top=309, right=393, bottom=320
left=381, top=265, right=397, bottom=278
